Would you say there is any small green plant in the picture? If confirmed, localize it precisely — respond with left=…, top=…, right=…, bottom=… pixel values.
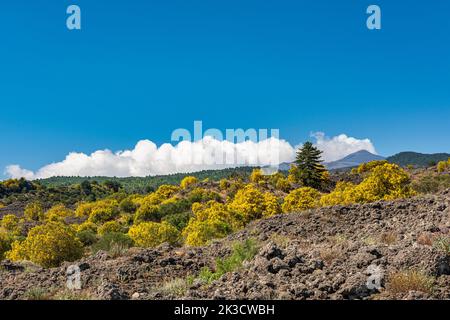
left=25, top=287, right=51, bottom=300
left=159, top=278, right=190, bottom=297
left=91, top=232, right=133, bottom=255
left=362, top=236, right=377, bottom=246
left=76, top=229, right=97, bottom=246
left=52, top=290, right=93, bottom=300
left=198, top=238, right=259, bottom=284
left=412, top=174, right=450, bottom=194
left=433, top=236, right=450, bottom=255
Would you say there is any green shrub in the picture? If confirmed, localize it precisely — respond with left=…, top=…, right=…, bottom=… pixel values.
left=119, top=197, right=137, bottom=214
left=134, top=202, right=160, bottom=224
left=91, top=232, right=133, bottom=254
left=162, top=211, right=193, bottom=231
left=412, top=174, right=450, bottom=194
left=76, top=229, right=97, bottom=246
left=187, top=188, right=221, bottom=204
left=158, top=198, right=191, bottom=218
left=198, top=239, right=258, bottom=284
left=433, top=236, right=450, bottom=255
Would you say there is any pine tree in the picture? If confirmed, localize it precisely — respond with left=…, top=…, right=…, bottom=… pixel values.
left=294, top=142, right=326, bottom=189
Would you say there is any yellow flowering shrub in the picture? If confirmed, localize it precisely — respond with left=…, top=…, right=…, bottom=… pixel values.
left=1, top=214, right=20, bottom=234
left=119, top=196, right=137, bottom=213
left=89, top=206, right=119, bottom=224
left=45, top=204, right=74, bottom=221
left=134, top=201, right=160, bottom=224
left=128, top=221, right=180, bottom=247
left=351, top=163, right=416, bottom=202
left=228, top=185, right=266, bottom=224
left=24, top=201, right=44, bottom=221
left=133, top=185, right=180, bottom=209
left=437, top=158, right=450, bottom=173
left=287, top=164, right=300, bottom=184
left=250, top=169, right=265, bottom=184
left=80, top=199, right=120, bottom=223
left=183, top=201, right=239, bottom=246
left=160, top=196, right=180, bottom=206
left=262, top=193, right=282, bottom=217
left=323, top=163, right=415, bottom=205
left=97, top=221, right=124, bottom=236
left=320, top=181, right=356, bottom=206
left=187, top=187, right=221, bottom=203
left=155, top=185, right=180, bottom=200
left=75, top=202, right=96, bottom=218
left=282, top=187, right=321, bottom=213
left=321, top=170, right=331, bottom=183
left=275, top=177, right=292, bottom=192
left=352, top=160, right=388, bottom=175
left=76, top=199, right=119, bottom=218
left=180, top=176, right=199, bottom=189
left=228, top=185, right=283, bottom=223
left=0, top=230, right=13, bottom=260
left=219, top=179, right=230, bottom=190
left=76, top=221, right=97, bottom=233
left=6, top=221, right=83, bottom=268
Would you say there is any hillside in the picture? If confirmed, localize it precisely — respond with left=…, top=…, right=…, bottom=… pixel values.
left=324, top=150, right=385, bottom=170
left=1, top=191, right=449, bottom=300
left=387, top=152, right=450, bottom=167
left=271, top=150, right=385, bottom=171
left=36, top=167, right=254, bottom=193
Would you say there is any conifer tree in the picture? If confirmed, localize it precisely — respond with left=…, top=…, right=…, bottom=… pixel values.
left=294, top=142, right=326, bottom=189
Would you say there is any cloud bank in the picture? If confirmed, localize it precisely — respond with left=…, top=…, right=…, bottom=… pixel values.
left=5, top=133, right=377, bottom=179
left=312, top=132, right=377, bottom=162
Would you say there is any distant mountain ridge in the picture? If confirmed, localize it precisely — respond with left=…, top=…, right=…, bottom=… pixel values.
left=324, top=150, right=385, bottom=170
left=275, top=150, right=384, bottom=171
left=387, top=152, right=450, bottom=167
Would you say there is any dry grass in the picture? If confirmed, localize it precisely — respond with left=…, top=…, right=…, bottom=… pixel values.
left=269, top=233, right=291, bottom=248
left=379, top=231, right=398, bottom=245
left=24, top=287, right=52, bottom=300
left=52, top=290, right=94, bottom=300
left=387, top=270, right=434, bottom=294
left=329, top=234, right=349, bottom=246
left=158, top=277, right=192, bottom=297
left=417, top=233, right=434, bottom=246
left=109, top=242, right=129, bottom=258
left=362, top=236, right=377, bottom=246
left=319, top=248, right=342, bottom=265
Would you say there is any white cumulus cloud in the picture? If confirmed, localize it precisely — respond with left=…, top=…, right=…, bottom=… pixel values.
left=312, top=132, right=377, bottom=162
left=4, top=133, right=377, bottom=179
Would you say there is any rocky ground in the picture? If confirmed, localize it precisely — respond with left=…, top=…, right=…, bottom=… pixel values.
left=1, top=190, right=449, bottom=300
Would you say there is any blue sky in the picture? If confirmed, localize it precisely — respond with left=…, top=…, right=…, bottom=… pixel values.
left=0, top=0, right=449, bottom=178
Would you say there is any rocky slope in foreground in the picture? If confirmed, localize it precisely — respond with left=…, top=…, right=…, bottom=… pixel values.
left=1, top=191, right=449, bottom=300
